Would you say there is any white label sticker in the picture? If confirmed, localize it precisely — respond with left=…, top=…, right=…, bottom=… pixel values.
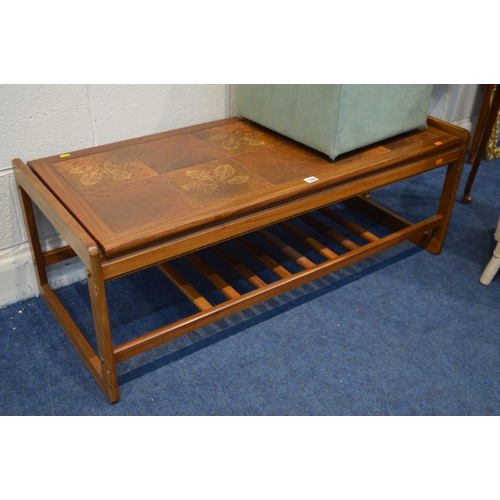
left=304, top=176, right=319, bottom=183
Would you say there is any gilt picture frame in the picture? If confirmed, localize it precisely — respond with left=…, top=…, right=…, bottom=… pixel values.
left=485, top=110, right=500, bottom=160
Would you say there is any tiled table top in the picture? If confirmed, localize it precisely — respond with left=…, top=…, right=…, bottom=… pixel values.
left=28, top=117, right=455, bottom=256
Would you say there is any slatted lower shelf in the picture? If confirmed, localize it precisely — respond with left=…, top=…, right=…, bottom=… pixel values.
left=113, top=196, right=442, bottom=363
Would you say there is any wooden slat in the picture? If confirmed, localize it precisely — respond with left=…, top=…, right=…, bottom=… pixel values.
left=184, top=254, right=240, bottom=300
left=158, top=262, right=212, bottom=311
left=342, top=196, right=412, bottom=233
left=211, top=245, right=267, bottom=289
left=318, top=207, right=379, bottom=243
left=279, top=220, right=338, bottom=260
left=235, top=236, right=292, bottom=279
left=299, top=214, right=359, bottom=251
left=258, top=229, right=315, bottom=269
left=114, top=214, right=444, bottom=363
left=43, top=245, right=78, bottom=266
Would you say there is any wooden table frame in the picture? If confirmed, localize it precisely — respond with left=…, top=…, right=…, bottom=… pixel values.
left=12, top=116, right=468, bottom=403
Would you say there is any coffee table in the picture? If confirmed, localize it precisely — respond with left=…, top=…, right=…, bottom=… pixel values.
left=13, top=116, right=469, bottom=402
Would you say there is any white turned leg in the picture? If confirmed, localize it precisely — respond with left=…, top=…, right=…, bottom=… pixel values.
left=494, top=215, right=500, bottom=242
left=480, top=239, right=500, bottom=285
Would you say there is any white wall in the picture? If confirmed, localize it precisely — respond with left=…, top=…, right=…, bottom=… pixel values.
left=428, top=84, right=482, bottom=132
left=0, top=84, right=483, bottom=306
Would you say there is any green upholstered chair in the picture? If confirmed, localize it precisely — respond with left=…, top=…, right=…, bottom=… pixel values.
left=236, top=84, right=433, bottom=160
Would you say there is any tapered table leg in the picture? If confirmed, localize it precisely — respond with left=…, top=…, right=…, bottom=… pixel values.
left=468, top=85, right=495, bottom=164
left=462, top=86, right=500, bottom=203
left=87, top=250, right=120, bottom=403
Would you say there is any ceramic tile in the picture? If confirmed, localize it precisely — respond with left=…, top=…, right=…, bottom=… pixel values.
left=192, top=121, right=282, bottom=156
left=126, top=133, right=226, bottom=174
left=163, top=159, right=272, bottom=207
left=233, top=143, right=335, bottom=185
left=52, top=149, right=156, bottom=195
left=81, top=176, right=200, bottom=233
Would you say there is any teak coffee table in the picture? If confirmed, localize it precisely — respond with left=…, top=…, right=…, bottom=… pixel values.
left=13, top=116, right=468, bottom=402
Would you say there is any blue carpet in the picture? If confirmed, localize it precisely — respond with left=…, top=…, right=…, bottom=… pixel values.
left=1, top=156, right=499, bottom=415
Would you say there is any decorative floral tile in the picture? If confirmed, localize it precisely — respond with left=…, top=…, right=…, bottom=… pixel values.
left=52, top=149, right=156, bottom=194
left=192, top=121, right=282, bottom=155
left=163, top=159, right=272, bottom=207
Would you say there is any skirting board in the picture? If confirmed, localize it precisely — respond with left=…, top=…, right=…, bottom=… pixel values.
left=0, top=251, right=86, bottom=307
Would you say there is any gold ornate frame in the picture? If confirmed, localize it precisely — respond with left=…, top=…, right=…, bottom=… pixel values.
left=485, top=85, right=499, bottom=160
left=485, top=109, right=500, bottom=160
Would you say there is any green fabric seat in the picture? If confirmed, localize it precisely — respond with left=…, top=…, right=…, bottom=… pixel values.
left=236, top=85, right=433, bottom=160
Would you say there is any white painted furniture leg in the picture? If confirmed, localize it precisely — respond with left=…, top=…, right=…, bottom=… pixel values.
left=495, top=215, right=500, bottom=242
left=480, top=215, right=500, bottom=286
